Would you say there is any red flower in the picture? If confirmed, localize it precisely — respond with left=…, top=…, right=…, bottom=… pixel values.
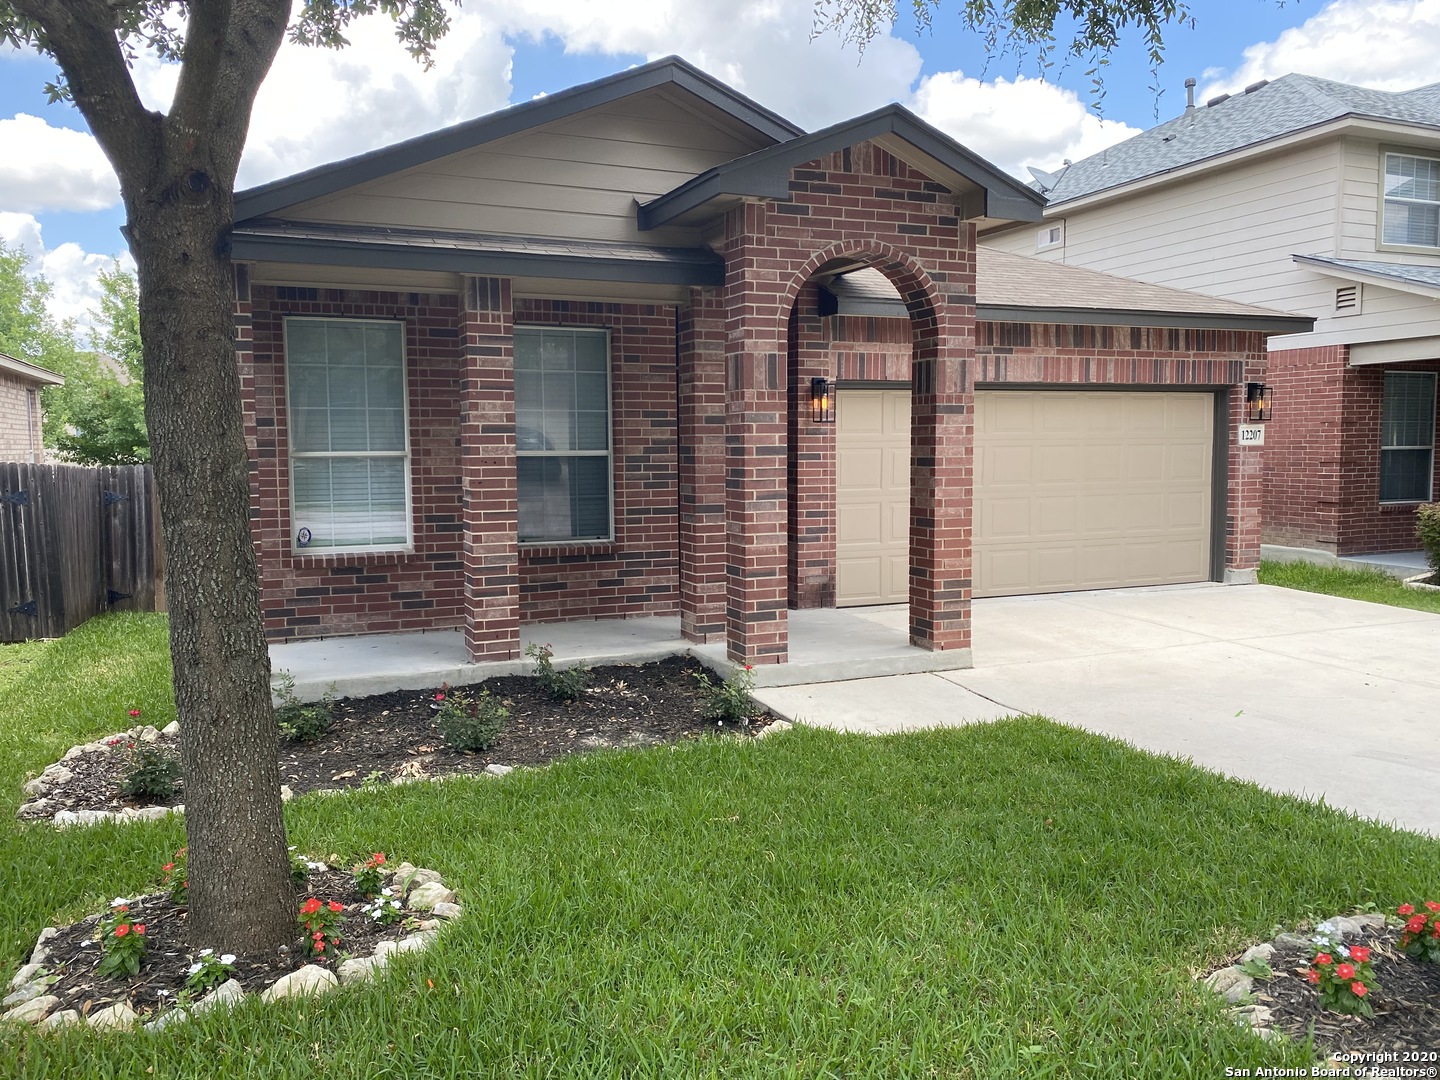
left=1314, top=953, right=1332, bottom=966
left=434, top=693, right=445, bottom=702
left=1398, top=903, right=1415, bottom=915
left=314, top=941, right=325, bottom=953
left=1351, top=982, right=1367, bottom=997
left=300, top=897, right=322, bottom=916
left=1350, top=946, right=1370, bottom=962
left=313, top=931, right=323, bottom=941
left=744, top=664, right=753, bottom=671
left=371, top=853, right=385, bottom=865
left=162, top=862, right=174, bottom=873
left=115, top=905, right=128, bottom=914
left=128, top=709, right=141, bottom=718
left=1305, top=969, right=1320, bottom=984
left=114, top=924, right=130, bottom=938
left=133, top=924, right=145, bottom=935
left=1406, top=915, right=1428, bottom=933
left=328, top=900, right=344, bottom=913
left=1426, top=901, right=1440, bottom=913
left=1336, top=962, right=1355, bottom=980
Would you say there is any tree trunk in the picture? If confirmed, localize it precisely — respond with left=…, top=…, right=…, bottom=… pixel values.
left=131, top=190, right=294, bottom=953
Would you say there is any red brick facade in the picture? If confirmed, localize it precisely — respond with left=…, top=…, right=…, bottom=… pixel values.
left=1265, top=346, right=1439, bottom=555
left=240, top=140, right=1277, bottom=666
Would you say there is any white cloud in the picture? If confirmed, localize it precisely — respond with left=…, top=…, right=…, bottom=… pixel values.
left=0, top=213, right=132, bottom=330
left=0, top=114, right=120, bottom=212
left=910, top=72, right=1140, bottom=178
left=1201, top=0, right=1440, bottom=99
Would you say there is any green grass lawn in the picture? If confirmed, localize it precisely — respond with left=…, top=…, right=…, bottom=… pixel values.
left=4, top=616, right=1440, bottom=1077
left=1259, top=558, right=1440, bottom=614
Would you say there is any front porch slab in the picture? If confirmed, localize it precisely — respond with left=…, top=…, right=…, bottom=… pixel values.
left=269, top=607, right=971, bottom=702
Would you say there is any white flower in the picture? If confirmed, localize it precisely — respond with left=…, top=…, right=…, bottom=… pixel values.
left=1337, top=945, right=1351, bottom=958
left=187, top=963, right=203, bottom=975
left=220, top=954, right=235, bottom=965
left=381, top=887, right=393, bottom=897
left=199, top=948, right=214, bottom=957
left=111, top=897, right=131, bottom=908
left=389, top=900, right=400, bottom=910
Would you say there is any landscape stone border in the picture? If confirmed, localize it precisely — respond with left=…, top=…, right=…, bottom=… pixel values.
left=1, top=861, right=461, bottom=1033
left=1200, top=912, right=1388, bottom=1063
left=16, top=718, right=795, bottom=829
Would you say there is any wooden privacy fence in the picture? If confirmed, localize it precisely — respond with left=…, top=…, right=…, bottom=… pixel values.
left=0, top=463, right=165, bottom=642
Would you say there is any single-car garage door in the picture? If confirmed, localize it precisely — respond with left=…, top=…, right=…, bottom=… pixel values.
left=833, top=388, right=1214, bottom=605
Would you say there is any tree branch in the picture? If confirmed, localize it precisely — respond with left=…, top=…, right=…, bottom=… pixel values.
left=9, top=0, right=159, bottom=184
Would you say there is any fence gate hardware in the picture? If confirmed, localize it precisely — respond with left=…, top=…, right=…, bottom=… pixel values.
left=102, top=490, right=131, bottom=507
left=8, top=600, right=38, bottom=617
left=1, top=489, right=28, bottom=507
left=106, top=589, right=133, bottom=606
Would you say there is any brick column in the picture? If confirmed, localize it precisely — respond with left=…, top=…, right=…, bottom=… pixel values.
left=460, top=275, right=519, bottom=661
left=908, top=243, right=976, bottom=654
left=788, top=282, right=836, bottom=608
left=723, top=204, right=789, bottom=664
left=677, top=288, right=727, bottom=642
left=1224, top=342, right=1269, bottom=578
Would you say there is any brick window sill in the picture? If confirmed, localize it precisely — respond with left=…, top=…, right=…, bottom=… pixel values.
left=1378, top=502, right=1427, bottom=513
left=289, top=550, right=418, bottom=570
left=519, top=542, right=618, bottom=559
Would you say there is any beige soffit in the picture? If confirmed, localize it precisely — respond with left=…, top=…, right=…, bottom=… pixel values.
left=0, top=352, right=64, bottom=386
left=1349, top=336, right=1440, bottom=366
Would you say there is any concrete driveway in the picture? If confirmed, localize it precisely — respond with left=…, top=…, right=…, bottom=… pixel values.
left=754, top=584, right=1440, bottom=836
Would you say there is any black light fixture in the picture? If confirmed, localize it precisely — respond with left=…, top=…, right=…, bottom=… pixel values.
left=1245, top=382, right=1273, bottom=423
left=810, top=377, right=836, bottom=424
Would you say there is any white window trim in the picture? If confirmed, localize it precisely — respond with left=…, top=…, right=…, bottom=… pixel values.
left=1379, top=370, right=1437, bottom=505
left=284, top=316, right=414, bottom=556
left=514, top=324, right=615, bottom=546
left=1037, top=221, right=1064, bottom=251
left=1377, top=147, right=1440, bottom=255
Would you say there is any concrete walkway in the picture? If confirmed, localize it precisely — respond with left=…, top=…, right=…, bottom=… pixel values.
left=755, top=584, right=1440, bottom=837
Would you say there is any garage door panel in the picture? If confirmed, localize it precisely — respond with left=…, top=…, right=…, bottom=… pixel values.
left=1124, top=444, right=1166, bottom=481
left=1167, top=491, right=1207, bottom=529
left=983, top=445, right=1033, bottom=487
left=1122, top=492, right=1167, bottom=532
left=982, top=497, right=1031, bottom=539
left=1035, top=496, right=1079, bottom=535
left=837, top=502, right=882, bottom=543
left=837, top=447, right=884, bottom=488
left=1169, top=443, right=1208, bottom=481
left=837, top=557, right=883, bottom=605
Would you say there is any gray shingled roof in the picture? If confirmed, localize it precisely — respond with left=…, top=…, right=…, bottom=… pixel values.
left=1045, top=74, right=1440, bottom=206
left=828, top=250, right=1311, bottom=332
left=1294, top=254, right=1440, bottom=294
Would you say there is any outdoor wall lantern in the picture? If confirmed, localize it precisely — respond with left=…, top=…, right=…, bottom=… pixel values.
left=1245, top=382, right=1273, bottom=423
left=811, top=377, right=836, bottom=424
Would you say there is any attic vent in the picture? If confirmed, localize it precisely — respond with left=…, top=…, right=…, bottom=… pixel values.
left=1244, top=79, right=1270, bottom=94
left=1334, top=283, right=1362, bottom=315
left=1207, top=93, right=1231, bottom=107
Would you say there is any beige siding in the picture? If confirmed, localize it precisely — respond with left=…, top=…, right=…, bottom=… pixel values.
left=1338, top=134, right=1440, bottom=264
left=278, top=87, right=770, bottom=248
left=1289, top=281, right=1440, bottom=349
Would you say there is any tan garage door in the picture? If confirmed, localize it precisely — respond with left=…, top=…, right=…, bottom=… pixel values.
left=835, top=389, right=911, bottom=606
left=833, top=388, right=1215, bottom=605
left=974, top=390, right=1213, bottom=597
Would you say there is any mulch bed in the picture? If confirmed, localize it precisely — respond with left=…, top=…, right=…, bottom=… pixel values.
left=1226, top=926, right=1440, bottom=1063
left=22, top=655, right=773, bottom=817
left=23, top=866, right=433, bottom=1023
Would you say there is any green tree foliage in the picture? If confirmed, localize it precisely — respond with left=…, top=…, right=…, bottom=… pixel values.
left=0, top=240, right=147, bottom=464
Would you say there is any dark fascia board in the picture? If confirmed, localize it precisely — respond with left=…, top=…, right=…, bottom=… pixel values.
left=234, top=56, right=803, bottom=222
left=977, top=304, right=1315, bottom=334
left=229, top=232, right=724, bottom=287
left=638, top=103, right=1046, bottom=230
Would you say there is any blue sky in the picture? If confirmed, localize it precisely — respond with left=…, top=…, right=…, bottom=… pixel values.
left=1, top=0, right=1436, bottom=326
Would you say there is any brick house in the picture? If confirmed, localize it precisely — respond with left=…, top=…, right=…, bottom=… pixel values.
left=0, top=352, right=63, bottom=463
left=233, top=57, right=1308, bottom=670
left=983, top=74, right=1440, bottom=559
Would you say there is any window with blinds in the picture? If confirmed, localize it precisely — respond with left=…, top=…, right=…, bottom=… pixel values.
left=286, top=318, right=411, bottom=553
left=514, top=327, right=612, bottom=543
left=1380, top=370, right=1437, bottom=503
left=1382, top=152, right=1440, bottom=249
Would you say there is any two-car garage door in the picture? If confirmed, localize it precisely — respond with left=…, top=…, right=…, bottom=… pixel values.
left=835, top=389, right=1214, bottom=605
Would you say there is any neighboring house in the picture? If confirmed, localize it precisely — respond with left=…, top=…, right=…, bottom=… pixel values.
left=231, top=57, right=1307, bottom=671
left=0, top=352, right=63, bottom=463
left=982, top=74, right=1440, bottom=559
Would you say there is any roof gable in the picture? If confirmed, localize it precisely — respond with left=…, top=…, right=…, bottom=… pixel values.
left=638, top=104, right=1044, bottom=229
left=235, top=56, right=802, bottom=223
left=1046, top=73, right=1440, bottom=206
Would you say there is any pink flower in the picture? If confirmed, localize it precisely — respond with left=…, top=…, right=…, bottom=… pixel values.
left=1336, top=962, right=1355, bottom=980
left=1426, top=901, right=1440, bottom=913
left=1397, top=903, right=1415, bottom=915
left=128, top=709, right=141, bottom=718
left=1406, top=915, right=1428, bottom=933
left=133, top=924, right=145, bottom=935
left=1314, top=953, right=1332, bottom=966
left=434, top=693, right=445, bottom=702
left=327, top=900, right=343, bottom=913
left=114, top=924, right=130, bottom=938
left=1351, top=982, right=1367, bottom=997
left=1305, top=969, right=1319, bottom=984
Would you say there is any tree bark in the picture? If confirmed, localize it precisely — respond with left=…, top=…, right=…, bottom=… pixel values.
left=10, top=0, right=299, bottom=953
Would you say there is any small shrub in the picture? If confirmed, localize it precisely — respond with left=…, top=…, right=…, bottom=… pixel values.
left=185, top=949, right=236, bottom=993
left=1306, top=938, right=1379, bottom=1018
left=352, top=852, right=387, bottom=898
left=691, top=663, right=757, bottom=724
left=362, top=887, right=405, bottom=926
left=272, top=671, right=335, bottom=743
left=96, top=900, right=148, bottom=979
left=1417, top=503, right=1440, bottom=576
left=121, top=744, right=181, bottom=799
left=298, top=897, right=344, bottom=957
left=161, top=847, right=188, bottom=905
left=525, top=642, right=589, bottom=702
left=433, top=686, right=509, bottom=751
left=1396, top=901, right=1440, bottom=963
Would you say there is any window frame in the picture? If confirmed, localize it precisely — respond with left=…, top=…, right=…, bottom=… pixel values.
left=284, top=315, right=414, bottom=556
left=513, top=324, right=615, bottom=546
left=1379, top=370, right=1437, bottom=506
left=1377, top=147, right=1440, bottom=254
